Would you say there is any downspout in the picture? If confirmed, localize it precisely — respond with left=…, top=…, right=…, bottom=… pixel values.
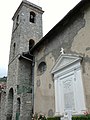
left=19, top=52, right=35, bottom=113
left=31, top=55, right=35, bottom=114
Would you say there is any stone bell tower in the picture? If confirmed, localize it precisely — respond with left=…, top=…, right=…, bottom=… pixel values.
left=5, top=0, right=43, bottom=120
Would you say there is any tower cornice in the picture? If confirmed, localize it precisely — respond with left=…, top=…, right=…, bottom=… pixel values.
left=12, top=0, right=44, bottom=21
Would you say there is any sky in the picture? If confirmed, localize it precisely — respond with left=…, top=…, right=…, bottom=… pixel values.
left=0, top=0, right=81, bottom=77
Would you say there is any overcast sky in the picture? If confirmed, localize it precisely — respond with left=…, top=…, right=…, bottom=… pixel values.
left=0, top=0, right=81, bottom=77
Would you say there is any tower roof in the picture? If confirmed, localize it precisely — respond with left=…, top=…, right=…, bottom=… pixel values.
left=12, top=0, right=44, bottom=20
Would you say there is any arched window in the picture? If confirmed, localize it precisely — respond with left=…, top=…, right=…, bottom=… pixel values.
left=17, top=98, right=20, bottom=113
left=16, top=98, right=21, bottom=120
left=38, top=62, right=47, bottom=74
left=29, top=39, right=35, bottom=50
left=30, top=11, right=36, bottom=23
left=13, top=42, right=16, bottom=57
left=16, top=15, right=19, bottom=27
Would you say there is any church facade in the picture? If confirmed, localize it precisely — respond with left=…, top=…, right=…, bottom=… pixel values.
left=1, top=0, right=90, bottom=120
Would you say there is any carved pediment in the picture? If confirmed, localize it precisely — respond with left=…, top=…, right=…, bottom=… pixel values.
left=51, top=54, right=82, bottom=73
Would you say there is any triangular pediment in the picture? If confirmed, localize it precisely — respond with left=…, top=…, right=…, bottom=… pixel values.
left=51, top=54, right=82, bottom=73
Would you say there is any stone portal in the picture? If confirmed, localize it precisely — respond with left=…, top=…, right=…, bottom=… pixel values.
left=51, top=54, right=86, bottom=116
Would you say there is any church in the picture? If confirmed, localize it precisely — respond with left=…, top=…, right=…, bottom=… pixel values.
left=0, top=0, right=90, bottom=119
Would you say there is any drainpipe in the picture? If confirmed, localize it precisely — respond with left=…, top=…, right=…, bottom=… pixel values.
left=19, top=51, right=35, bottom=113
left=31, top=55, right=35, bottom=114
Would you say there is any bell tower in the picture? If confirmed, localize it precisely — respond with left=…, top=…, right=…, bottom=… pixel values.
left=6, top=0, right=44, bottom=120
left=9, top=0, right=44, bottom=62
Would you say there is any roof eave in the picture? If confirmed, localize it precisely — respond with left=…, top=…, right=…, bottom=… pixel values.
left=31, top=0, right=89, bottom=52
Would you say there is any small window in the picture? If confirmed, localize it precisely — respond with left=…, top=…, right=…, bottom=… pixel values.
left=29, top=39, right=35, bottom=50
left=38, top=62, right=47, bottom=74
left=13, top=43, right=16, bottom=57
left=16, top=15, right=19, bottom=27
left=30, top=12, right=36, bottom=23
left=17, top=98, right=20, bottom=114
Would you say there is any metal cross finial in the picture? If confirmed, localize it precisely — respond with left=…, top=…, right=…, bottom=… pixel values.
left=60, top=48, right=64, bottom=54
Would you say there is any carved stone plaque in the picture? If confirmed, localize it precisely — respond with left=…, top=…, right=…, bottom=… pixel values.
left=63, top=76, right=75, bottom=111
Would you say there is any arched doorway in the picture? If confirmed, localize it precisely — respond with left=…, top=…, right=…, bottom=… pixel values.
left=6, top=88, right=14, bottom=120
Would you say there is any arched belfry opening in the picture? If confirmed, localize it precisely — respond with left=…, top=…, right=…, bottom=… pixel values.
left=29, top=39, right=35, bottom=51
left=6, top=88, right=14, bottom=120
left=30, top=11, right=36, bottom=23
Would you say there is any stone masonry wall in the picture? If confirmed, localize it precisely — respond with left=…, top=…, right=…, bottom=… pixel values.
left=5, top=1, right=43, bottom=120
left=1, top=92, right=6, bottom=120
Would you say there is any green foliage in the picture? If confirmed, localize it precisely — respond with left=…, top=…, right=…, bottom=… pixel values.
left=47, top=116, right=60, bottom=120
left=72, top=115, right=90, bottom=120
left=0, top=76, right=7, bottom=82
left=33, top=114, right=90, bottom=120
left=47, top=115, right=90, bottom=120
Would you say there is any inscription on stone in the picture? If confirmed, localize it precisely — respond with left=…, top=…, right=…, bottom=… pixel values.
left=63, top=77, right=75, bottom=111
